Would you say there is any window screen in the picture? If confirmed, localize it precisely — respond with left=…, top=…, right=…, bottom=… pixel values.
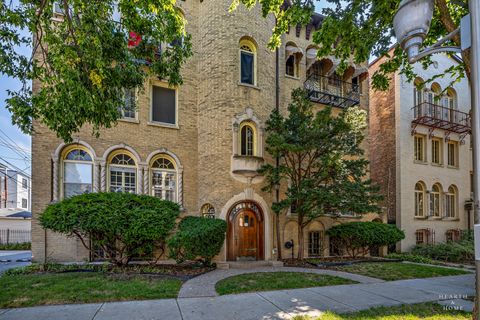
left=152, top=86, right=176, bottom=124
left=241, top=52, right=254, bottom=85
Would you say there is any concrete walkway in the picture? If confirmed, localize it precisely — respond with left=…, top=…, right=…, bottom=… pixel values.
left=0, top=273, right=474, bottom=320
left=178, top=266, right=384, bottom=298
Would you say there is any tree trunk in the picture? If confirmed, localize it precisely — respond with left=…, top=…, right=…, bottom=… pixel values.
left=275, top=213, right=282, bottom=260
left=297, top=222, right=304, bottom=260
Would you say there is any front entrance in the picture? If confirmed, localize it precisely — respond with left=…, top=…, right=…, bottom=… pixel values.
left=227, top=201, right=264, bottom=261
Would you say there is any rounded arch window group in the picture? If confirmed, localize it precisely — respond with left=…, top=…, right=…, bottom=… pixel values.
left=56, top=143, right=182, bottom=205
left=414, top=181, right=457, bottom=218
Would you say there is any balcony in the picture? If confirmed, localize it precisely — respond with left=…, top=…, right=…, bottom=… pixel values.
left=412, top=102, right=471, bottom=135
left=304, top=74, right=360, bottom=108
left=231, top=155, right=264, bottom=178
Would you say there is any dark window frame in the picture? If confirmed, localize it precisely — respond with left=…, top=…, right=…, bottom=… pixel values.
left=151, top=85, right=177, bottom=126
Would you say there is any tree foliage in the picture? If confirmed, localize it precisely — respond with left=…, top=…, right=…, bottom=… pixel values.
left=1, top=0, right=191, bottom=142
left=260, top=88, right=382, bottom=259
left=239, top=0, right=469, bottom=89
left=40, top=192, right=180, bottom=265
left=326, top=221, right=405, bottom=258
left=168, top=216, right=227, bottom=266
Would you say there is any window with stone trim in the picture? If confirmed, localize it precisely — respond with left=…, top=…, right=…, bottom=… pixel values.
left=240, top=121, right=256, bottom=156
left=444, top=185, right=457, bottom=218
left=201, top=203, right=216, bottom=218
left=239, top=39, right=256, bottom=85
left=108, top=152, right=136, bottom=193
left=120, top=88, right=136, bottom=120
left=431, top=138, right=442, bottom=165
left=62, top=147, right=93, bottom=198
left=447, top=141, right=458, bottom=167
left=414, top=182, right=425, bottom=217
left=429, top=183, right=442, bottom=217
left=414, top=134, right=426, bottom=162
left=151, top=85, right=176, bottom=125
left=150, top=155, right=177, bottom=202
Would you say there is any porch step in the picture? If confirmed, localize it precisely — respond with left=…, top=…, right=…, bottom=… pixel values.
left=217, top=260, right=284, bottom=270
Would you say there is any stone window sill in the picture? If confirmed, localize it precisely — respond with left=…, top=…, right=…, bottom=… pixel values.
left=118, top=118, right=139, bottom=124
left=285, top=75, right=300, bottom=80
left=238, top=83, right=261, bottom=91
left=414, top=160, right=428, bottom=165
left=147, top=121, right=179, bottom=130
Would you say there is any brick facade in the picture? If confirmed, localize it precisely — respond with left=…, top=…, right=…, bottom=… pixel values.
left=31, top=1, right=378, bottom=263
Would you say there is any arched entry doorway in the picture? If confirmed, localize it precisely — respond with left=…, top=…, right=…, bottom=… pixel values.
left=227, top=201, right=264, bottom=261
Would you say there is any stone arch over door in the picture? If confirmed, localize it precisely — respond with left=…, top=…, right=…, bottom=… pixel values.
left=220, top=190, right=271, bottom=261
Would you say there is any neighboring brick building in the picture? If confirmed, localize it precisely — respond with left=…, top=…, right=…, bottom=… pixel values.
left=369, top=50, right=473, bottom=251
left=31, top=1, right=378, bottom=263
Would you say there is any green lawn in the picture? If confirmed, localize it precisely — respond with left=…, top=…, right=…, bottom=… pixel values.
left=292, top=302, right=471, bottom=320
left=215, top=272, right=356, bottom=295
left=334, top=262, right=470, bottom=281
left=0, top=272, right=182, bottom=308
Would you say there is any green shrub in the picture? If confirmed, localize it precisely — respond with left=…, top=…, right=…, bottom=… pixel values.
left=0, top=242, right=31, bottom=250
left=411, top=239, right=474, bottom=263
left=326, top=222, right=405, bottom=258
left=168, top=216, right=227, bottom=265
left=385, top=253, right=436, bottom=265
left=40, top=192, right=180, bottom=265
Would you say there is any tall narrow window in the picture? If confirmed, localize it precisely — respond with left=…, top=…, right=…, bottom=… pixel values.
left=120, top=88, right=136, bottom=119
left=431, top=138, right=442, bottom=164
left=109, top=153, right=136, bottom=193
left=286, top=55, right=296, bottom=77
left=414, top=182, right=425, bottom=217
left=414, top=135, right=425, bottom=162
left=430, top=184, right=442, bottom=217
left=447, top=141, right=458, bottom=167
left=150, top=156, right=177, bottom=202
left=240, top=39, right=256, bottom=85
left=415, top=230, right=425, bottom=245
left=62, top=148, right=93, bottom=198
left=240, top=122, right=255, bottom=156
left=308, top=231, right=321, bottom=256
left=445, top=185, right=457, bottom=218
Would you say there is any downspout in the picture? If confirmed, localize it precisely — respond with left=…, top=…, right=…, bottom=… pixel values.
left=275, top=44, right=282, bottom=260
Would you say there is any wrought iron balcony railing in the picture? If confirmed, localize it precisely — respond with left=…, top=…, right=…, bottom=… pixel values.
left=412, top=102, right=471, bottom=135
left=304, top=74, right=360, bottom=108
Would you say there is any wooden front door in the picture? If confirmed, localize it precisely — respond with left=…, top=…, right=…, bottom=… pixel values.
left=227, top=202, right=264, bottom=261
left=236, top=210, right=258, bottom=259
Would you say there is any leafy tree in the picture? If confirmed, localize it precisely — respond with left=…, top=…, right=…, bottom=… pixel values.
left=40, top=192, right=180, bottom=265
left=326, top=221, right=405, bottom=258
left=260, top=88, right=382, bottom=259
left=1, top=0, right=191, bottom=142
left=168, top=216, right=227, bottom=266
left=234, top=0, right=470, bottom=88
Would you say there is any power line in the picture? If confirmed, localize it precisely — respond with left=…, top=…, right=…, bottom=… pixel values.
left=0, top=136, right=31, bottom=160
left=0, top=158, right=31, bottom=178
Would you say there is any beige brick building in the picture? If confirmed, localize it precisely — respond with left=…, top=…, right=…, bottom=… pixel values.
left=369, top=51, right=473, bottom=252
left=31, top=1, right=379, bottom=263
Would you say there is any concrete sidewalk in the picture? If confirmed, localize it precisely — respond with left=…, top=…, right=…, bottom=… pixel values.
left=0, top=274, right=474, bottom=320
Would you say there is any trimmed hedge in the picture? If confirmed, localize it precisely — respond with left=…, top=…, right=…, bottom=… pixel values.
left=326, top=222, right=405, bottom=258
left=0, top=242, right=31, bottom=250
left=168, top=216, right=227, bottom=265
left=40, top=192, right=180, bottom=265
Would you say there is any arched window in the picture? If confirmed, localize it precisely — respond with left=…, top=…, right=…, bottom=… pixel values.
left=150, top=155, right=177, bottom=202
left=285, top=42, right=301, bottom=78
left=240, top=121, right=256, bottom=156
left=413, top=77, right=424, bottom=107
left=414, top=182, right=425, bottom=217
left=430, top=183, right=442, bottom=217
left=445, top=185, right=457, bottom=218
left=201, top=203, right=215, bottom=218
left=239, top=38, right=256, bottom=85
left=62, top=147, right=93, bottom=198
left=108, top=152, right=136, bottom=193
left=443, top=88, right=458, bottom=122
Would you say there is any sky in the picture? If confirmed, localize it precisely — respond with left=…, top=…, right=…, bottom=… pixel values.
left=0, top=1, right=334, bottom=176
